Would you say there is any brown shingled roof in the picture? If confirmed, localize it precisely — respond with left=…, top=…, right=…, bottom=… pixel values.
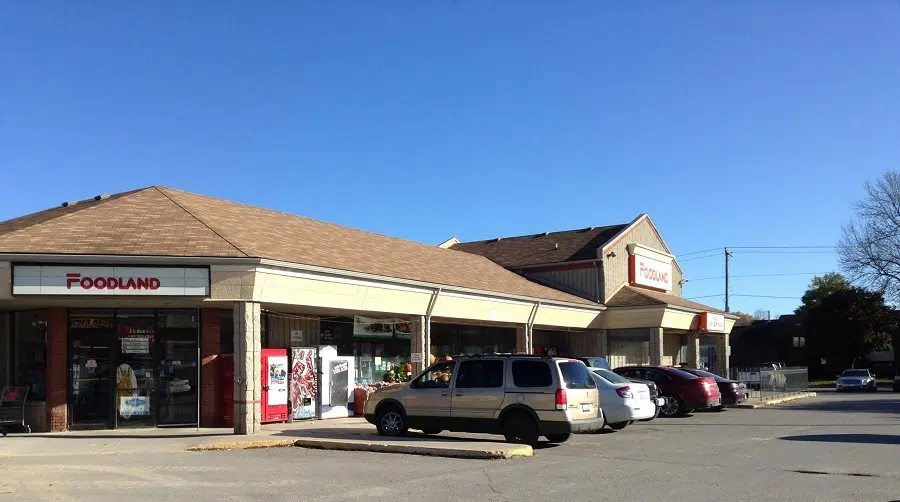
left=0, top=186, right=598, bottom=306
left=607, top=286, right=726, bottom=314
left=451, top=224, right=629, bottom=268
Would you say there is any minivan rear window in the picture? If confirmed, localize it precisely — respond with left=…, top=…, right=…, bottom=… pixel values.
left=512, top=360, right=553, bottom=388
left=559, top=361, right=596, bottom=389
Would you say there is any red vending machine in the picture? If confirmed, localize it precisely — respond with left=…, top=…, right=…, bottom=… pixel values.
left=261, top=348, right=289, bottom=423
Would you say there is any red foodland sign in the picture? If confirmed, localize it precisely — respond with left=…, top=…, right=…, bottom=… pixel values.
left=628, top=252, right=673, bottom=292
left=66, top=273, right=161, bottom=291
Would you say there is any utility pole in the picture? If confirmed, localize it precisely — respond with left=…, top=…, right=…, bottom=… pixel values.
left=724, top=248, right=733, bottom=312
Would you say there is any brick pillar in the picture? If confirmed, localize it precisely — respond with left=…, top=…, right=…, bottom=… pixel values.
left=234, top=302, right=261, bottom=435
left=410, top=316, right=427, bottom=374
left=200, top=309, right=221, bottom=427
left=46, top=308, right=68, bottom=432
left=687, top=332, right=701, bottom=369
left=649, top=328, right=664, bottom=366
left=516, top=325, right=533, bottom=354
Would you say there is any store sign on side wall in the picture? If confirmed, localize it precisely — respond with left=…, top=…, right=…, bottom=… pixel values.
left=699, top=312, right=726, bottom=332
left=628, top=252, right=673, bottom=292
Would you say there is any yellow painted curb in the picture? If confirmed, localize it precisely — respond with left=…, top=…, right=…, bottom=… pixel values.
left=292, top=438, right=533, bottom=459
left=186, top=439, right=297, bottom=451
left=733, top=392, right=818, bottom=409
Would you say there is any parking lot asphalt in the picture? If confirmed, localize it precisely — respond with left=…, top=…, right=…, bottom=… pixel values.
left=2, top=391, right=898, bottom=501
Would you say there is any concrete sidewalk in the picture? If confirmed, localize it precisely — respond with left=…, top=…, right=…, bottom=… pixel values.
left=0, top=417, right=532, bottom=460
left=733, top=391, right=818, bottom=409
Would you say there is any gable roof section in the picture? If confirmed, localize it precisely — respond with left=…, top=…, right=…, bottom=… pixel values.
left=0, top=186, right=597, bottom=306
left=607, top=286, right=728, bottom=315
left=451, top=224, right=629, bottom=268
left=0, top=188, right=245, bottom=257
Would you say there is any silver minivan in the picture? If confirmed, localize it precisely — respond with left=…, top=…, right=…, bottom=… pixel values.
left=363, top=355, right=604, bottom=444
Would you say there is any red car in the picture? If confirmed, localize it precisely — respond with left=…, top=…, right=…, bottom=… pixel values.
left=612, top=366, right=721, bottom=417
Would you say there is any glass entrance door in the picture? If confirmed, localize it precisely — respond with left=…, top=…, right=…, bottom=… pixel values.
left=156, top=309, right=199, bottom=426
left=69, top=311, right=114, bottom=428
left=115, top=311, right=156, bottom=428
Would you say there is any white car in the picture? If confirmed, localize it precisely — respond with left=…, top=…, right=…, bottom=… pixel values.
left=589, top=368, right=656, bottom=430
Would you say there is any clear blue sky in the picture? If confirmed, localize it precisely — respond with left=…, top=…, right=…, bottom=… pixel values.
left=3, top=3, right=899, bottom=316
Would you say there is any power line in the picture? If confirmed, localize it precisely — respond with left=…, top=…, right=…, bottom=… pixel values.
left=731, top=251, right=834, bottom=255
left=731, top=294, right=803, bottom=300
left=687, top=271, right=833, bottom=282
left=678, top=247, right=721, bottom=257
left=729, top=246, right=837, bottom=250
left=686, top=294, right=726, bottom=300
left=679, top=253, right=722, bottom=263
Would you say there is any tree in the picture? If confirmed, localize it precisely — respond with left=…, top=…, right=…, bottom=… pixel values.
left=795, top=273, right=850, bottom=314
left=839, top=171, right=900, bottom=304
left=731, top=311, right=755, bottom=326
left=753, top=309, right=770, bottom=321
left=803, top=287, right=894, bottom=370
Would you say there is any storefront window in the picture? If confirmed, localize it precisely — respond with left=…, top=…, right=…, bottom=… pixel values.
left=13, top=311, right=47, bottom=400
left=430, top=324, right=515, bottom=359
left=320, top=317, right=411, bottom=384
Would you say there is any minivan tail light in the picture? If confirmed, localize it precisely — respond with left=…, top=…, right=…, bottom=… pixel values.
left=555, top=389, right=568, bottom=410
left=616, top=386, right=633, bottom=399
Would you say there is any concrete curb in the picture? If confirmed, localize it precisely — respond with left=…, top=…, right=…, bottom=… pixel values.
left=733, top=392, right=818, bottom=409
left=292, top=437, right=533, bottom=459
left=186, top=439, right=298, bottom=451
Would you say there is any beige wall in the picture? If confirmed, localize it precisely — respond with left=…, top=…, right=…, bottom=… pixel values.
left=0, top=262, right=11, bottom=300
left=601, top=219, right=684, bottom=302
left=211, top=266, right=256, bottom=300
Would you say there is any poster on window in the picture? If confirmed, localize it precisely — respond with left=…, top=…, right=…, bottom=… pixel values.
left=267, top=356, right=289, bottom=406
left=119, top=396, right=151, bottom=417
left=290, top=348, right=317, bottom=420
left=330, top=360, right=350, bottom=407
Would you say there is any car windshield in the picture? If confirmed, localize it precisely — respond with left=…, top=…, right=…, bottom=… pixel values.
left=591, top=368, right=629, bottom=384
left=842, top=370, right=870, bottom=377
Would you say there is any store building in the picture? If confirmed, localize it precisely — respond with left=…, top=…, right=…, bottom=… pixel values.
left=449, top=214, right=738, bottom=374
left=0, top=186, right=606, bottom=434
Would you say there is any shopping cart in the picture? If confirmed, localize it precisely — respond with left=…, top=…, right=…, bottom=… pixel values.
left=0, top=385, right=30, bottom=436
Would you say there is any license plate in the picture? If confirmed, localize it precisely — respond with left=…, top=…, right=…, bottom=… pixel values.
left=582, top=403, right=591, bottom=412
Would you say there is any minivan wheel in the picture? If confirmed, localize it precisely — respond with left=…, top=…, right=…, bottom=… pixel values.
left=545, top=433, right=571, bottom=443
left=503, top=412, right=539, bottom=445
left=608, top=421, right=628, bottom=430
left=375, top=405, right=408, bottom=437
left=660, top=395, right=683, bottom=417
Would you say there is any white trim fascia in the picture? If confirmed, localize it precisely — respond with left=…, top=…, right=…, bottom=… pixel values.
left=256, top=266, right=435, bottom=295
left=258, top=258, right=606, bottom=311
left=600, top=214, right=647, bottom=255
left=627, top=243, right=675, bottom=260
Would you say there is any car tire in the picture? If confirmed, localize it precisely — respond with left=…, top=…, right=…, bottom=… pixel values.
left=503, top=411, right=539, bottom=445
left=545, top=433, right=571, bottom=443
left=375, top=405, right=408, bottom=437
left=713, top=405, right=726, bottom=412
left=420, top=429, right=442, bottom=435
left=608, top=421, right=628, bottom=430
left=868, top=387, right=877, bottom=393
left=660, top=395, right=683, bottom=417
